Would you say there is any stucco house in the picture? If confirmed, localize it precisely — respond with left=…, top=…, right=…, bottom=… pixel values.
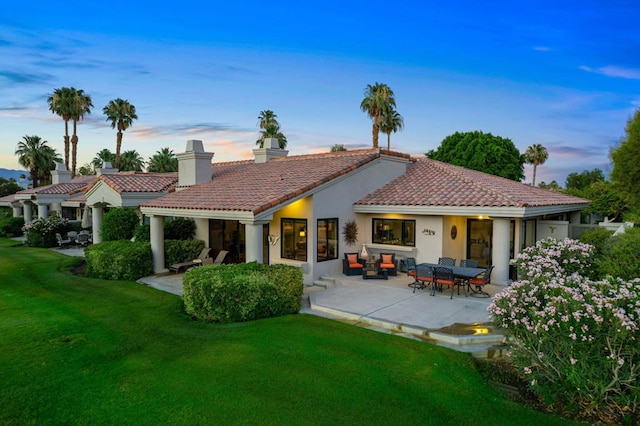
left=3, top=138, right=589, bottom=286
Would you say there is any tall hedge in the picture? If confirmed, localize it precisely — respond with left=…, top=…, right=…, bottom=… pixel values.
left=101, top=208, right=139, bottom=241
left=0, top=217, right=25, bottom=238
left=164, top=239, right=206, bottom=267
left=85, top=240, right=153, bottom=281
left=183, top=262, right=303, bottom=323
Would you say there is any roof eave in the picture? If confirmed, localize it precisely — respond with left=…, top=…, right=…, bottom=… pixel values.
left=353, top=203, right=589, bottom=218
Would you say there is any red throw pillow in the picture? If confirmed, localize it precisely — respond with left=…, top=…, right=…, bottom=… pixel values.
left=381, top=254, right=393, bottom=264
left=347, top=254, right=357, bottom=264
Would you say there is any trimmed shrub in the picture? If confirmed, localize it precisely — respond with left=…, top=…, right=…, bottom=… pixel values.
left=85, top=240, right=153, bottom=281
left=101, top=208, right=139, bottom=241
left=164, top=217, right=196, bottom=240
left=0, top=216, right=25, bottom=237
left=23, top=216, right=70, bottom=248
left=164, top=239, right=206, bottom=268
left=579, top=226, right=614, bottom=259
left=133, top=223, right=150, bottom=242
left=183, top=262, right=303, bottom=323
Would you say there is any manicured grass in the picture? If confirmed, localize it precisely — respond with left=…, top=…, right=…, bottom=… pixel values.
left=0, top=239, right=579, bottom=425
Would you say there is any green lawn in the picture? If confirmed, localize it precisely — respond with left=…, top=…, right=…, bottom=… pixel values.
left=0, top=239, right=578, bottom=425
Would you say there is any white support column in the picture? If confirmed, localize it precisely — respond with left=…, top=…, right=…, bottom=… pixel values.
left=51, top=202, right=62, bottom=217
left=243, top=221, right=265, bottom=263
left=150, top=215, right=167, bottom=273
left=91, top=206, right=104, bottom=244
left=194, top=217, right=209, bottom=244
left=491, top=218, right=511, bottom=285
left=37, top=204, right=48, bottom=219
left=12, top=205, right=22, bottom=218
left=23, top=203, right=32, bottom=224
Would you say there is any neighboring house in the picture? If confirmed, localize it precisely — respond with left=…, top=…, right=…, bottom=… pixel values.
left=3, top=138, right=590, bottom=286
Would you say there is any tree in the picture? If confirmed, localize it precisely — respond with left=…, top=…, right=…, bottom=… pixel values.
left=118, top=150, right=145, bottom=172
left=0, top=177, right=22, bottom=197
left=538, top=180, right=561, bottom=191
left=611, top=108, right=640, bottom=209
left=256, top=110, right=287, bottom=149
left=77, top=163, right=96, bottom=176
left=583, top=181, right=626, bottom=221
left=15, top=136, right=61, bottom=188
left=523, top=144, right=549, bottom=186
left=147, top=147, right=178, bottom=172
left=360, top=82, right=396, bottom=149
left=565, top=169, right=605, bottom=192
left=47, top=87, right=75, bottom=169
left=426, top=131, right=525, bottom=181
left=330, top=144, right=347, bottom=152
left=379, top=105, right=404, bottom=150
left=92, top=149, right=116, bottom=170
left=103, top=98, right=138, bottom=170
left=68, top=88, right=93, bottom=177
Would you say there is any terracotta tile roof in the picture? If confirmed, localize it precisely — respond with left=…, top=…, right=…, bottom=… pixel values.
left=18, top=175, right=96, bottom=195
left=355, top=157, right=589, bottom=208
left=143, top=149, right=400, bottom=214
left=0, top=194, right=18, bottom=205
left=86, top=172, right=178, bottom=194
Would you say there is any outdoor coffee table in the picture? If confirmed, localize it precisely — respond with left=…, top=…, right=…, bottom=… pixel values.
left=362, top=261, right=388, bottom=280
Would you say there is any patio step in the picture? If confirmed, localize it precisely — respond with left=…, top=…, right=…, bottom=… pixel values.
left=310, top=276, right=337, bottom=289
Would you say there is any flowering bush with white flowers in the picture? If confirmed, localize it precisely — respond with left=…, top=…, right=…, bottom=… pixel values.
left=490, top=238, right=640, bottom=424
left=23, top=216, right=70, bottom=248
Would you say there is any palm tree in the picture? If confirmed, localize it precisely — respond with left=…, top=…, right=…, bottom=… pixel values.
left=524, top=144, right=549, bottom=186
left=92, top=148, right=116, bottom=170
left=47, top=87, right=75, bottom=169
left=103, top=98, right=138, bottom=170
left=68, top=88, right=93, bottom=177
left=256, top=110, right=287, bottom=149
left=147, top=147, right=178, bottom=172
left=257, top=110, right=279, bottom=130
left=360, top=83, right=396, bottom=148
left=118, top=150, right=145, bottom=172
left=15, top=135, right=61, bottom=188
left=379, top=106, right=404, bottom=150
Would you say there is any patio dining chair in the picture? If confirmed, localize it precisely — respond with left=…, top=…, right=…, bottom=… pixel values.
left=459, top=258, right=478, bottom=268
left=438, top=257, right=456, bottom=267
left=433, top=266, right=464, bottom=299
left=405, top=257, right=417, bottom=277
left=468, top=266, right=494, bottom=298
left=411, top=264, right=434, bottom=293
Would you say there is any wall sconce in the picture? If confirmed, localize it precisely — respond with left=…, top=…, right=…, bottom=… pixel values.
left=299, top=230, right=306, bottom=237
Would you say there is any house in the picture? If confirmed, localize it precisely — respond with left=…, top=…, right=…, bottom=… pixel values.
left=3, top=138, right=589, bottom=286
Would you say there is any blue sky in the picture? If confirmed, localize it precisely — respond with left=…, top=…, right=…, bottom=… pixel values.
left=1, top=0, right=638, bottom=185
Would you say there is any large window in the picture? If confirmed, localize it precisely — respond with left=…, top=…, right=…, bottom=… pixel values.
left=372, top=218, right=415, bottom=246
left=317, top=218, right=338, bottom=262
left=281, top=218, right=307, bottom=261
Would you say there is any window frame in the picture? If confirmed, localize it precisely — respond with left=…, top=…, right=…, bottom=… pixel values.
left=281, top=218, right=307, bottom=261
left=316, top=218, right=338, bottom=262
left=371, top=218, right=416, bottom=247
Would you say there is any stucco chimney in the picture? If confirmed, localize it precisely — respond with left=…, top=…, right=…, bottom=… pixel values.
left=51, top=162, right=71, bottom=184
left=97, top=162, right=118, bottom=176
left=253, top=138, right=289, bottom=163
left=176, top=140, right=214, bottom=189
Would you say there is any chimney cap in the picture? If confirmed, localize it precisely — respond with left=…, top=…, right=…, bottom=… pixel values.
left=186, top=140, right=204, bottom=153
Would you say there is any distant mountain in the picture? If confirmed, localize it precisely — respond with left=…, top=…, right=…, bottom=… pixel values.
left=0, top=168, right=29, bottom=188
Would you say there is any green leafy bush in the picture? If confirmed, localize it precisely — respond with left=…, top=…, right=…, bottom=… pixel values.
left=133, top=223, right=150, bottom=242
left=23, top=216, right=70, bottom=248
left=597, top=227, right=640, bottom=280
left=492, top=238, right=640, bottom=424
left=100, top=208, right=139, bottom=241
left=85, top=240, right=153, bottom=281
left=0, top=217, right=25, bottom=237
left=164, top=239, right=205, bottom=267
left=579, top=226, right=614, bottom=259
left=164, top=217, right=196, bottom=240
left=183, top=262, right=303, bottom=323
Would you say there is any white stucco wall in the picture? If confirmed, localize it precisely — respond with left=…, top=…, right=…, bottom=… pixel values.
left=537, top=220, right=569, bottom=241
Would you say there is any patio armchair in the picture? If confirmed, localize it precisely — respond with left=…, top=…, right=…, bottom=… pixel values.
left=56, top=232, right=72, bottom=247
left=376, top=253, right=397, bottom=276
left=342, top=253, right=365, bottom=276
